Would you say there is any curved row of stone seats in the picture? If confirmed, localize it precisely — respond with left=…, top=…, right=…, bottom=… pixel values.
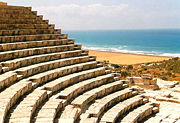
left=0, top=39, right=73, bottom=52
left=0, top=29, right=60, bottom=36
left=100, top=95, right=146, bottom=123
left=1, top=49, right=81, bottom=71
left=42, top=66, right=105, bottom=92
left=57, top=74, right=114, bottom=101
left=0, top=53, right=91, bottom=91
left=58, top=105, right=81, bottom=123
left=80, top=88, right=138, bottom=123
left=0, top=11, right=37, bottom=17
left=120, top=103, right=159, bottom=123
left=34, top=64, right=108, bottom=122
left=16, top=55, right=93, bottom=78
left=0, top=60, right=99, bottom=123
left=0, top=5, right=31, bottom=10
left=0, top=3, right=160, bottom=123
left=35, top=74, right=115, bottom=123
left=28, top=59, right=97, bottom=84
left=71, top=80, right=127, bottom=110
left=0, top=18, right=48, bottom=24
left=0, top=49, right=86, bottom=90
left=0, top=24, right=55, bottom=30
left=0, top=34, right=66, bottom=43
left=0, top=13, right=38, bottom=19
left=0, top=9, right=36, bottom=14
left=9, top=88, right=48, bottom=123
left=35, top=98, right=65, bottom=123
left=0, top=44, right=78, bottom=62
left=0, top=79, right=32, bottom=123
left=8, top=65, right=105, bottom=122
left=58, top=80, right=124, bottom=123
left=0, top=72, right=17, bottom=90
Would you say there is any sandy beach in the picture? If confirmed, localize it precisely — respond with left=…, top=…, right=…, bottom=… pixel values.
left=89, top=50, right=171, bottom=65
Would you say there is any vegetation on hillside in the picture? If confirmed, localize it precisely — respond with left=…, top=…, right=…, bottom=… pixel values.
left=104, top=57, right=180, bottom=81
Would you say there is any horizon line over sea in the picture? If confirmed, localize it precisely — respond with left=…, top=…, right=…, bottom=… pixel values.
left=63, top=29, right=180, bottom=57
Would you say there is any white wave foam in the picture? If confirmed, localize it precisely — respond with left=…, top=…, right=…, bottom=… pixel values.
left=160, top=53, right=180, bottom=57
left=82, top=45, right=180, bottom=57
left=83, top=46, right=160, bottom=55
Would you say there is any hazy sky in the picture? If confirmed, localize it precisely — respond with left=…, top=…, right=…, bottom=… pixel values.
left=2, top=0, right=180, bottom=30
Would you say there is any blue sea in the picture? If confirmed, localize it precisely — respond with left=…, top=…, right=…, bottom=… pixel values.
left=64, top=29, right=180, bottom=57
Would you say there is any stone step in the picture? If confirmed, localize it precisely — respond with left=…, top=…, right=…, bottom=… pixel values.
left=58, top=77, right=117, bottom=123
left=71, top=80, right=125, bottom=109
left=42, top=67, right=105, bottom=92
left=34, top=67, right=106, bottom=122
left=0, top=44, right=76, bottom=62
left=120, top=103, right=156, bottom=123
left=0, top=17, right=47, bottom=24
left=0, top=34, right=67, bottom=43
left=0, top=9, right=35, bottom=15
left=0, top=29, right=61, bottom=36
left=0, top=39, right=71, bottom=52
left=1, top=50, right=81, bottom=71
left=1, top=53, right=89, bottom=90
left=84, top=88, right=137, bottom=120
left=0, top=24, right=55, bottom=30
left=35, top=98, right=65, bottom=123
left=100, top=95, right=145, bottom=123
left=0, top=6, right=31, bottom=11
left=9, top=88, right=48, bottom=123
left=0, top=13, right=38, bottom=19
left=0, top=79, right=33, bottom=123
left=16, top=56, right=92, bottom=78
left=0, top=62, right=97, bottom=123
left=58, top=105, right=81, bottom=123
left=0, top=72, right=17, bottom=91
left=29, top=61, right=98, bottom=86
left=57, top=74, right=114, bottom=101
left=35, top=74, right=114, bottom=123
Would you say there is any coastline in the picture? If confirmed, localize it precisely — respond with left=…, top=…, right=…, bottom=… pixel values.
left=89, top=50, right=171, bottom=65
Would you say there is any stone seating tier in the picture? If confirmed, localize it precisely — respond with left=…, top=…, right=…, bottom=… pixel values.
left=0, top=3, right=159, bottom=123
left=0, top=29, right=61, bottom=36
left=0, top=18, right=48, bottom=24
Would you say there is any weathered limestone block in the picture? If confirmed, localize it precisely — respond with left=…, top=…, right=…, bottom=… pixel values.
left=59, top=105, right=81, bottom=123
left=0, top=72, right=17, bottom=90
left=128, top=77, right=159, bottom=90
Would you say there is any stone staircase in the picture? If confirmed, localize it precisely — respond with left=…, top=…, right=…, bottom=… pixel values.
left=0, top=3, right=159, bottom=123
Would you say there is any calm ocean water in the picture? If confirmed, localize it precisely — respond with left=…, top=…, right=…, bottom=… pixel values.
left=63, top=29, right=180, bottom=57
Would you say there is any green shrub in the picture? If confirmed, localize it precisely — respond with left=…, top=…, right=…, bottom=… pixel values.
left=121, top=71, right=129, bottom=77
left=160, top=76, right=168, bottom=80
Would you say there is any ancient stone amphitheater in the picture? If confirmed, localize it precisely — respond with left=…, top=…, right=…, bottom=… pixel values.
left=0, top=3, right=159, bottom=123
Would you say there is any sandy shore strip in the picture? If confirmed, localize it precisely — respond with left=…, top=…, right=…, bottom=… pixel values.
left=89, top=50, right=171, bottom=65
